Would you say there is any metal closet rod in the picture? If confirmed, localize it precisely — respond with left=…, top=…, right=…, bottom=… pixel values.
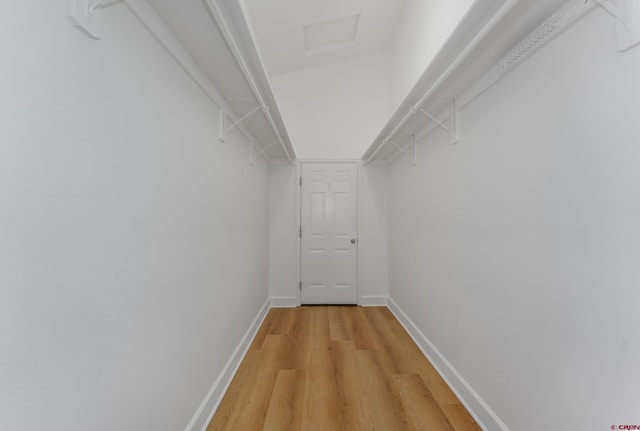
left=366, top=0, right=522, bottom=164
left=204, top=0, right=293, bottom=164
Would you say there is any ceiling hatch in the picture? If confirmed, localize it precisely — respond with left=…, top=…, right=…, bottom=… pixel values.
left=303, top=14, right=360, bottom=55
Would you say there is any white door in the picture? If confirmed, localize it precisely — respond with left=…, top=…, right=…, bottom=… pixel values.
left=301, top=163, right=358, bottom=304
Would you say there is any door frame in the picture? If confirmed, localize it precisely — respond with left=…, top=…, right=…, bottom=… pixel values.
left=295, top=160, right=363, bottom=306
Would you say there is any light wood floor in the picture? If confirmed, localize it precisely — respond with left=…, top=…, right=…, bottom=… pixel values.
left=207, top=306, right=481, bottom=431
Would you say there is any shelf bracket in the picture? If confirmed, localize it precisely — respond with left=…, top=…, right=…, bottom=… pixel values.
left=219, top=99, right=260, bottom=143
left=415, top=100, right=459, bottom=145
left=249, top=141, right=275, bottom=166
left=68, top=0, right=120, bottom=39
left=593, top=0, right=631, bottom=27
left=389, top=135, right=417, bottom=166
left=592, top=0, right=640, bottom=51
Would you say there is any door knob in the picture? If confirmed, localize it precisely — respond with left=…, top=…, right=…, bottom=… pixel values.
left=351, top=239, right=356, bottom=244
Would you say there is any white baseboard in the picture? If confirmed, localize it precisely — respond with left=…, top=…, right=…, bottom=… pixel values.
left=269, top=296, right=299, bottom=308
left=387, top=298, right=509, bottom=431
left=184, top=299, right=271, bottom=431
left=360, top=295, right=389, bottom=307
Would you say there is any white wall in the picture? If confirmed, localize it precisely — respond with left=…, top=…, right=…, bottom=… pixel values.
left=268, top=164, right=389, bottom=305
left=388, top=8, right=640, bottom=430
left=268, top=166, right=298, bottom=304
left=270, top=51, right=389, bottom=160
left=359, top=165, right=390, bottom=304
left=388, top=0, right=476, bottom=112
left=0, top=2, right=269, bottom=431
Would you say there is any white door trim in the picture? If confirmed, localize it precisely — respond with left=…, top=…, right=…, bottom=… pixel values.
left=295, top=160, right=362, bottom=306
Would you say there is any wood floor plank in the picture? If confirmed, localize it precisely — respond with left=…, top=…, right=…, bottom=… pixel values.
left=364, top=308, right=416, bottom=374
left=354, top=349, right=409, bottom=430
left=441, top=404, right=483, bottom=431
left=345, top=307, right=382, bottom=350
left=263, top=369, right=305, bottom=431
left=391, top=373, right=456, bottom=431
left=239, top=335, right=286, bottom=429
left=331, top=340, right=359, bottom=430
left=328, top=306, right=350, bottom=341
left=282, top=306, right=307, bottom=370
left=301, top=307, right=343, bottom=430
left=207, top=306, right=480, bottom=431
left=305, top=308, right=339, bottom=400
left=250, top=310, right=277, bottom=350
left=299, top=397, right=343, bottom=431
left=268, top=307, right=296, bottom=335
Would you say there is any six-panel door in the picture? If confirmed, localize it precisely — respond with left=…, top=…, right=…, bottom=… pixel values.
left=301, top=163, right=358, bottom=304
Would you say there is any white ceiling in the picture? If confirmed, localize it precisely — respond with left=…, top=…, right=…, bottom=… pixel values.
left=242, top=0, right=408, bottom=76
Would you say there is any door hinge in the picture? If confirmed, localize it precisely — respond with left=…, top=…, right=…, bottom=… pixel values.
left=300, top=176, right=302, bottom=186
left=299, top=225, right=302, bottom=238
left=299, top=281, right=302, bottom=290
